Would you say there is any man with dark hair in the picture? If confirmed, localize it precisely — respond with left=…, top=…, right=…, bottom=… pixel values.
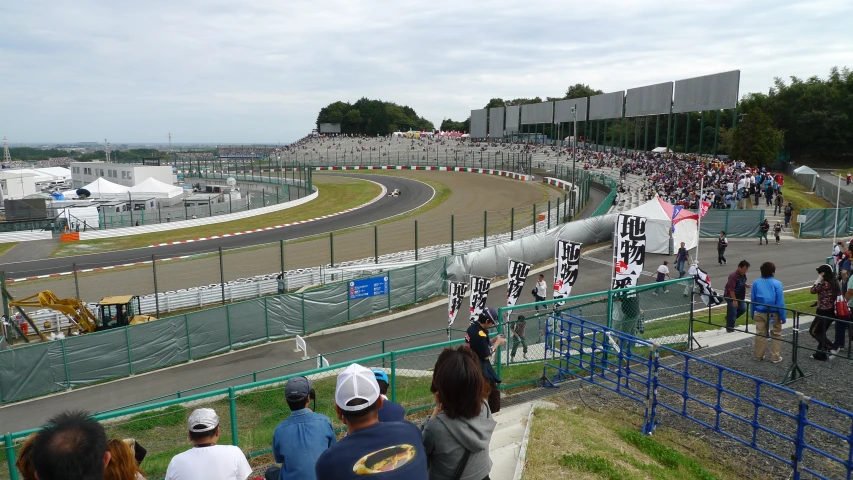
left=724, top=260, right=751, bottom=332
left=32, top=410, right=110, bottom=480
left=165, top=408, right=251, bottom=480
left=717, top=231, right=728, bottom=266
left=373, top=368, right=405, bottom=422
left=271, top=377, right=335, bottom=480
left=315, top=364, right=427, bottom=480
left=465, top=307, right=506, bottom=414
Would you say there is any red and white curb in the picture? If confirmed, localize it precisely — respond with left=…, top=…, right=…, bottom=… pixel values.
left=5, top=182, right=387, bottom=284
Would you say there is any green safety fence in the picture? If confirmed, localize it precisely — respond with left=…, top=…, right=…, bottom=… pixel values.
left=798, top=207, right=853, bottom=239
left=0, top=258, right=447, bottom=404
left=696, top=208, right=765, bottom=237
left=0, top=337, right=546, bottom=480
left=588, top=174, right=619, bottom=218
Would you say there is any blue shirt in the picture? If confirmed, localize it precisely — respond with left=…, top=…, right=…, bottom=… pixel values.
left=272, top=409, right=336, bottom=480
left=377, top=397, right=406, bottom=423
left=750, top=277, right=787, bottom=323
left=315, top=421, right=428, bottom=480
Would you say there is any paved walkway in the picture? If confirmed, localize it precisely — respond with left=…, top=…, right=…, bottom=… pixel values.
left=0, top=239, right=59, bottom=264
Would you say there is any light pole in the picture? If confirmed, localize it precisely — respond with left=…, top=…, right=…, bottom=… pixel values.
left=571, top=105, right=578, bottom=220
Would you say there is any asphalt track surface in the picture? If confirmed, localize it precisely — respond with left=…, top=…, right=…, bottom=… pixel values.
left=0, top=174, right=434, bottom=278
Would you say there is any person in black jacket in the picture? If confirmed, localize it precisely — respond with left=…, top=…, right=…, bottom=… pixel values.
left=465, top=308, right=506, bottom=413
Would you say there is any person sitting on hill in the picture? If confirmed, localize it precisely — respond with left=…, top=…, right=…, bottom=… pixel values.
left=373, top=369, right=405, bottom=422
left=165, top=408, right=252, bottom=480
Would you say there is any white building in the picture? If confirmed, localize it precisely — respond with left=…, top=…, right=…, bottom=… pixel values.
left=70, top=162, right=177, bottom=189
left=0, top=171, right=37, bottom=200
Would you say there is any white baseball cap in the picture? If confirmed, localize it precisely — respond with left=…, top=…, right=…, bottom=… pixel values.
left=335, top=363, right=380, bottom=412
left=187, top=408, right=219, bottom=433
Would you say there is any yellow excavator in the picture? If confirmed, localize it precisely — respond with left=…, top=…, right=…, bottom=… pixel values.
left=6, top=291, right=156, bottom=341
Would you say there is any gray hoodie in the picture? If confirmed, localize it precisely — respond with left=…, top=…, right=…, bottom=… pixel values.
left=421, top=402, right=497, bottom=480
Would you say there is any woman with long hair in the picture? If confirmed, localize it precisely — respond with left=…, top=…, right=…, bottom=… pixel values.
left=810, top=264, right=841, bottom=361
left=421, top=346, right=496, bottom=480
left=104, top=438, right=146, bottom=480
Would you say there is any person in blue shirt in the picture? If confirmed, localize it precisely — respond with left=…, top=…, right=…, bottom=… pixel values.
left=373, top=369, right=406, bottom=422
left=271, top=376, right=336, bottom=480
left=315, top=363, right=428, bottom=480
left=750, top=262, right=786, bottom=363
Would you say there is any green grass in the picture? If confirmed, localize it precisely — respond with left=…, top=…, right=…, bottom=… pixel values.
left=561, top=453, right=630, bottom=480
left=0, top=242, right=18, bottom=256
left=50, top=178, right=382, bottom=257
left=783, top=174, right=834, bottom=236
left=618, top=429, right=718, bottom=480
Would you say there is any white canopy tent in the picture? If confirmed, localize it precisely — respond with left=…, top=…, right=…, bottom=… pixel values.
left=793, top=166, right=819, bottom=175
left=128, top=177, right=183, bottom=199
left=624, top=197, right=699, bottom=254
left=81, top=178, right=130, bottom=199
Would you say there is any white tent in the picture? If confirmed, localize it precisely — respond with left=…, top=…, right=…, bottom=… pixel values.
left=128, top=177, right=183, bottom=199
left=651, top=147, right=670, bottom=153
left=793, top=165, right=819, bottom=176
left=624, top=197, right=699, bottom=254
left=81, top=178, right=130, bottom=199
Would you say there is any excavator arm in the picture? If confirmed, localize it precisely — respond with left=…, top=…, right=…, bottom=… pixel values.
left=8, top=291, right=99, bottom=336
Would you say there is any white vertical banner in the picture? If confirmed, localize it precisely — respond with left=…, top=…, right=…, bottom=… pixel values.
left=469, top=276, right=492, bottom=324
left=447, top=281, right=469, bottom=328
left=612, top=214, right=647, bottom=290
left=553, top=240, right=582, bottom=307
left=506, top=258, right=532, bottom=315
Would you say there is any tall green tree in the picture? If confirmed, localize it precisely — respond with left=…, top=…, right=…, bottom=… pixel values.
left=731, top=108, right=784, bottom=167
left=316, top=98, right=433, bottom=135
left=564, top=83, right=603, bottom=99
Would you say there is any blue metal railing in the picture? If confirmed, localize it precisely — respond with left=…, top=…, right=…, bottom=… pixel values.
left=544, top=314, right=853, bottom=480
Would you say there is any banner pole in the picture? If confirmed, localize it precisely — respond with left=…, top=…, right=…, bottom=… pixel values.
left=696, top=175, right=704, bottom=265
left=832, top=173, right=841, bottom=246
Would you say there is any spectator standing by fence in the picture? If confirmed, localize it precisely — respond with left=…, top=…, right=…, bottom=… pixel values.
left=809, top=264, right=840, bottom=361
left=750, top=262, right=786, bottom=363
left=271, top=377, right=335, bottom=480
left=315, top=364, right=428, bottom=480
left=718, top=232, right=728, bottom=266
left=510, top=315, right=528, bottom=360
left=532, top=275, right=547, bottom=312
left=725, top=261, right=751, bottom=332
left=834, top=271, right=853, bottom=353
left=165, top=408, right=252, bottom=480
left=466, top=307, right=505, bottom=413
left=373, top=369, right=406, bottom=422
left=421, top=347, right=496, bottom=480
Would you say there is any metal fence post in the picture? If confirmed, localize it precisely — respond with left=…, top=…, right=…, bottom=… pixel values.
left=61, top=338, right=71, bottom=389
left=301, top=294, right=307, bottom=334
left=5, top=432, right=19, bottom=480
left=264, top=297, right=270, bottom=342
left=642, top=344, right=660, bottom=435
left=414, top=264, right=419, bottom=303
left=451, top=215, right=455, bottom=255
left=185, top=314, right=193, bottom=360
left=792, top=392, right=808, bottom=480
left=226, top=304, right=233, bottom=351
left=228, top=386, right=239, bottom=446
left=510, top=207, right=515, bottom=240
left=279, top=239, right=286, bottom=279
left=330, top=232, right=335, bottom=267
left=483, top=211, right=488, bottom=248
left=547, top=200, right=551, bottom=229
left=415, top=221, right=419, bottom=261
left=73, top=262, right=80, bottom=301
left=124, top=326, right=134, bottom=375
left=390, top=351, right=397, bottom=402
left=152, top=255, right=160, bottom=318
left=533, top=204, right=537, bottom=234
left=556, top=197, right=561, bottom=225
left=374, top=225, right=379, bottom=264
left=218, top=247, right=226, bottom=305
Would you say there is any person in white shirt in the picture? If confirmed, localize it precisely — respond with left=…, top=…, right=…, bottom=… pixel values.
left=653, top=261, right=671, bottom=295
left=165, top=408, right=252, bottom=480
left=533, top=274, right=547, bottom=312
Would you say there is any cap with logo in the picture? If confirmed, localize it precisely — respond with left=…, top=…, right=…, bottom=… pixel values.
left=187, top=408, right=219, bottom=433
left=335, top=363, right=380, bottom=412
left=285, top=376, right=312, bottom=401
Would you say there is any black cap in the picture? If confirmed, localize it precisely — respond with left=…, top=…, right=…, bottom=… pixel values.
left=285, top=376, right=311, bottom=401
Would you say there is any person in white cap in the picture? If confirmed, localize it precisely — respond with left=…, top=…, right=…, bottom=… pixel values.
left=164, top=408, right=252, bottom=480
left=315, top=363, right=428, bottom=480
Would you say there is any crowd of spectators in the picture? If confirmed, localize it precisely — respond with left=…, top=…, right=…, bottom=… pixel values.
left=14, top=315, right=504, bottom=480
left=1, top=157, right=74, bottom=169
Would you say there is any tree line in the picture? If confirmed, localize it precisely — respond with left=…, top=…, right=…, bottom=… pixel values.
left=315, top=98, right=434, bottom=136
left=6, top=148, right=206, bottom=163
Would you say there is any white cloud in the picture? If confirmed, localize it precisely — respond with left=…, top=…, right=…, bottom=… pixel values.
left=1, top=0, right=852, bottom=143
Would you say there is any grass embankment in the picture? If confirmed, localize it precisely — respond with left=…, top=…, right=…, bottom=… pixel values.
left=50, top=178, right=382, bottom=258
left=523, top=395, right=748, bottom=479
left=0, top=242, right=19, bottom=257
left=782, top=174, right=833, bottom=236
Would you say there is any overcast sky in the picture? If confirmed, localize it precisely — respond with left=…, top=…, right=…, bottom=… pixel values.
left=3, top=0, right=852, bottom=144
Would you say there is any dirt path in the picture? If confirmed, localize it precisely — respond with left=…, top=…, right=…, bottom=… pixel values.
left=6, top=172, right=564, bottom=302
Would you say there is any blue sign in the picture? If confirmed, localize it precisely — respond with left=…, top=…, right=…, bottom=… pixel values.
left=349, top=276, right=389, bottom=300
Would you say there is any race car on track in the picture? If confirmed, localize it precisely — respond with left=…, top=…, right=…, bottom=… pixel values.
left=389, top=189, right=401, bottom=197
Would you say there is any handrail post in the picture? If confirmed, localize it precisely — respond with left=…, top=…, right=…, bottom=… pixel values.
left=226, top=304, right=233, bottom=351
left=390, top=351, right=397, bottom=402
left=185, top=313, right=193, bottom=360
left=5, top=432, right=19, bottom=480
left=792, top=392, right=809, bottom=480
left=228, top=386, right=239, bottom=446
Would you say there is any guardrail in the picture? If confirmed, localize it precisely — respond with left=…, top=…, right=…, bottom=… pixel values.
left=545, top=314, right=853, bottom=479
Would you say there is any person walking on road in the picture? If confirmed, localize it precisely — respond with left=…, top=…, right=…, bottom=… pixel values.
left=750, top=262, right=786, bottom=363
left=509, top=315, right=528, bottom=360
left=653, top=261, right=671, bottom=295
left=759, top=219, right=770, bottom=245
left=774, top=192, right=784, bottom=216
left=847, top=172, right=851, bottom=186
left=725, top=261, right=750, bottom=332
left=718, top=231, right=728, bottom=266
left=532, top=275, right=547, bottom=312
left=784, top=202, right=793, bottom=230
left=675, top=242, right=690, bottom=278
